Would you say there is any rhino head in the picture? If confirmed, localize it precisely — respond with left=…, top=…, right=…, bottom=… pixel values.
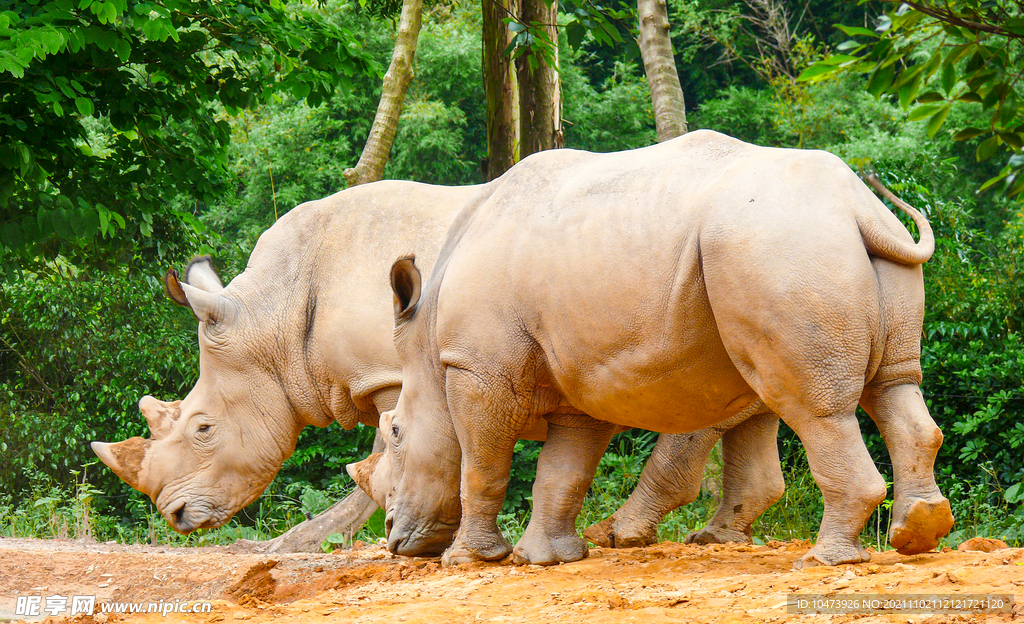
left=92, top=257, right=313, bottom=534
left=348, top=257, right=461, bottom=556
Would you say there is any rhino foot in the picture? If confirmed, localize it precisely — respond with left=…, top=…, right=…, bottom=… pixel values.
left=440, top=534, right=512, bottom=567
left=582, top=515, right=657, bottom=549
left=684, top=525, right=752, bottom=546
left=792, top=540, right=871, bottom=570
left=889, top=497, right=954, bottom=555
left=512, top=532, right=589, bottom=566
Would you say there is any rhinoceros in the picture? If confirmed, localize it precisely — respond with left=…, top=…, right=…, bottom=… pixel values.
left=89, top=177, right=782, bottom=551
left=349, top=130, right=955, bottom=568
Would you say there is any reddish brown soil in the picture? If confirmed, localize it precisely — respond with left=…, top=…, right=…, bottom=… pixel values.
left=1, top=537, right=1021, bottom=623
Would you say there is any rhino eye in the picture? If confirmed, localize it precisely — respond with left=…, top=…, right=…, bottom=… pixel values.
left=197, top=424, right=211, bottom=434
left=390, top=425, right=399, bottom=438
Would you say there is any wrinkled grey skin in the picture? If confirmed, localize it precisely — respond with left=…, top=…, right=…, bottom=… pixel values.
left=90, top=178, right=774, bottom=546
left=351, top=130, right=954, bottom=569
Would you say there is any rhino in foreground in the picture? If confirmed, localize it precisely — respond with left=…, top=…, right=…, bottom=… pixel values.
left=350, top=130, right=955, bottom=568
left=90, top=177, right=781, bottom=551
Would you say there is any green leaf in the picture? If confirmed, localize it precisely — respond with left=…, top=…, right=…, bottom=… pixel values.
left=835, top=24, right=877, bottom=38
left=797, top=62, right=837, bottom=82
left=998, top=132, right=1023, bottom=152
left=954, top=127, right=987, bottom=141
left=941, top=61, right=956, bottom=94
left=867, top=62, right=895, bottom=98
left=959, top=92, right=983, bottom=104
left=114, top=37, right=130, bottom=62
left=922, top=47, right=943, bottom=80
left=908, top=103, right=941, bottom=121
left=916, top=91, right=945, bottom=103
left=925, top=104, right=951, bottom=138
left=898, top=71, right=924, bottom=108
left=74, top=97, right=93, bottom=116
left=976, top=136, right=1000, bottom=162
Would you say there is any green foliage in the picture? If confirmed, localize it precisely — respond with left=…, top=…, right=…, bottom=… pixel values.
left=800, top=0, right=1024, bottom=198
left=0, top=0, right=378, bottom=270
left=0, top=259, right=197, bottom=505
left=562, top=60, right=657, bottom=151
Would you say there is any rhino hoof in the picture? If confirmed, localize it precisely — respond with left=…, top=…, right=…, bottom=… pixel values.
left=792, top=541, right=871, bottom=570
left=583, top=516, right=657, bottom=549
left=440, top=536, right=512, bottom=567
left=512, top=533, right=589, bottom=566
left=582, top=518, right=616, bottom=548
left=889, top=497, right=954, bottom=555
left=684, top=526, right=752, bottom=546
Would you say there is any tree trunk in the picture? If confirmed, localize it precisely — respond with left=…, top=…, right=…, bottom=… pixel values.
left=230, top=433, right=384, bottom=553
left=343, top=0, right=425, bottom=187
left=637, top=0, right=688, bottom=142
left=482, top=0, right=520, bottom=180
left=517, top=0, right=562, bottom=158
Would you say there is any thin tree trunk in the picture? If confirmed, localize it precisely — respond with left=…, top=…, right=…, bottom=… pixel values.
left=482, top=0, right=520, bottom=180
left=517, top=0, right=562, bottom=158
left=343, top=0, right=425, bottom=186
left=637, top=0, right=688, bottom=141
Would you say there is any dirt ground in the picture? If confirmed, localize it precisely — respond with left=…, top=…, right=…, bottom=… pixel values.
left=1, top=536, right=1021, bottom=624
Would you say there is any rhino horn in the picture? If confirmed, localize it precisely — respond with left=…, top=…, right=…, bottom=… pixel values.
left=91, top=438, right=153, bottom=496
left=183, top=255, right=225, bottom=293
left=347, top=453, right=386, bottom=507
left=138, top=396, right=181, bottom=440
left=180, top=282, right=235, bottom=325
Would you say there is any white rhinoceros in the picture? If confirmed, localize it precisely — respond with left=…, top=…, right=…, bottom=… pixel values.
left=90, top=177, right=783, bottom=551
left=349, top=130, right=955, bottom=569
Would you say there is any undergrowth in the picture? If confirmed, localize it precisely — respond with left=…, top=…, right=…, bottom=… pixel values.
left=3, top=443, right=1021, bottom=553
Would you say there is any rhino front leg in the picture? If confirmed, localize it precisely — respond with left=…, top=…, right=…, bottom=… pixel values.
left=686, top=408, right=784, bottom=545
left=513, top=415, right=615, bottom=565
left=440, top=368, right=523, bottom=566
left=861, top=382, right=954, bottom=555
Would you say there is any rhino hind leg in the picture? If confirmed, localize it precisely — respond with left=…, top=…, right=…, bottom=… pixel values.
left=584, top=428, right=721, bottom=549
left=861, top=382, right=953, bottom=555
left=685, top=409, right=784, bottom=545
left=513, top=415, right=616, bottom=565
left=781, top=408, right=887, bottom=569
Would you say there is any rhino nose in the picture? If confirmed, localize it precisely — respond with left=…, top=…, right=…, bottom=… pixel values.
left=165, top=500, right=212, bottom=534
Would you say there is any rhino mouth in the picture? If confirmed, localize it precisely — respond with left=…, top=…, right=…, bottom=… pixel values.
left=385, top=510, right=458, bottom=557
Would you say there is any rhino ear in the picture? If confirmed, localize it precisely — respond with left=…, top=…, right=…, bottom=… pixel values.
left=164, top=268, right=190, bottom=307
left=180, top=282, right=236, bottom=326
left=92, top=438, right=154, bottom=497
left=390, top=257, right=421, bottom=322
left=138, top=396, right=181, bottom=440
left=163, top=256, right=226, bottom=313
left=183, top=256, right=225, bottom=293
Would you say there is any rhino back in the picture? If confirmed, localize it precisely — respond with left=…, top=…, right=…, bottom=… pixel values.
left=226, top=180, right=487, bottom=424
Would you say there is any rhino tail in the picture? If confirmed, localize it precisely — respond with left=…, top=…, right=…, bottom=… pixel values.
left=858, top=174, right=935, bottom=266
